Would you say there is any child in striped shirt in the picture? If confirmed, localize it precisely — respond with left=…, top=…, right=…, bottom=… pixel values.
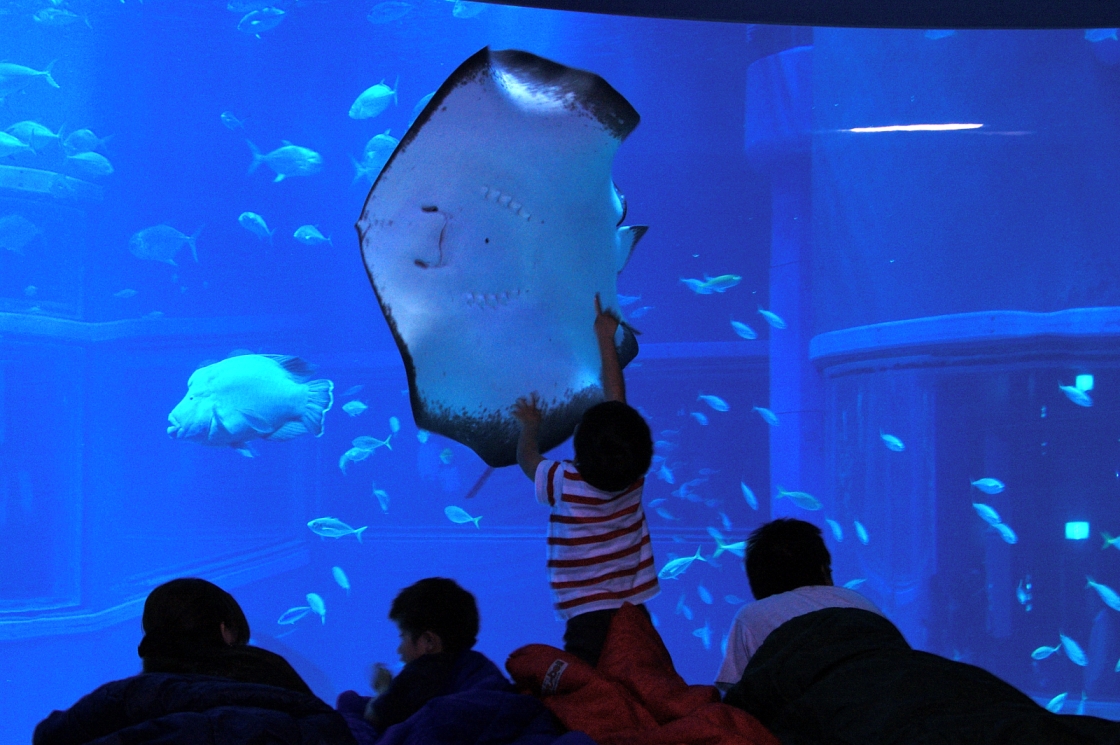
left=512, top=294, right=659, bottom=666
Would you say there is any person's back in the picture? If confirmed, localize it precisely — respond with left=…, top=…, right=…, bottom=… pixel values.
left=513, top=295, right=659, bottom=666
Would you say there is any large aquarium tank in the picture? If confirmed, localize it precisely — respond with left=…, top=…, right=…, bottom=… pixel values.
left=4, top=0, right=1120, bottom=737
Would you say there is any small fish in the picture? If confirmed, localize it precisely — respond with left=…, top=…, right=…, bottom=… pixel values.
left=757, top=306, right=787, bottom=329
left=277, top=606, right=312, bottom=625
left=970, top=478, right=1005, bottom=495
left=0, top=132, right=31, bottom=158
left=1102, top=532, right=1120, bottom=550
left=843, top=578, right=867, bottom=590
left=238, top=7, right=285, bottom=38
left=342, top=400, right=368, bottom=416
left=618, top=294, right=641, bottom=306
left=343, top=384, right=364, bottom=396
left=724, top=595, right=745, bottom=604
left=409, top=91, right=435, bottom=126
left=353, top=435, right=392, bottom=451
left=679, top=274, right=741, bottom=295
left=221, top=111, right=245, bottom=130
left=332, top=566, right=350, bottom=594
left=731, top=320, right=757, bottom=339
left=67, top=151, right=113, bottom=178
left=775, top=486, right=821, bottom=511
left=1087, top=578, right=1120, bottom=612
left=445, top=505, right=481, bottom=527
left=658, top=546, right=706, bottom=580
left=973, top=503, right=1003, bottom=527
left=293, top=225, right=331, bottom=246
left=339, top=446, right=372, bottom=473
left=924, top=29, right=957, bottom=39
left=113, top=289, right=137, bottom=298
left=675, top=594, right=694, bottom=620
left=698, top=394, right=729, bottom=412
left=697, top=586, right=713, bottom=604
left=367, top=1, right=414, bottom=23
left=1017, top=578, right=1032, bottom=607
left=880, top=431, right=905, bottom=452
left=655, top=507, right=680, bottom=521
left=1045, top=693, right=1068, bottom=713
left=657, top=462, right=675, bottom=484
left=690, top=411, right=709, bottom=425
left=389, top=416, right=401, bottom=433
left=648, top=498, right=667, bottom=508
left=247, top=140, right=323, bottom=182
left=1060, top=384, right=1093, bottom=407
left=0, top=214, right=41, bottom=255
left=741, top=482, right=758, bottom=510
left=373, top=487, right=390, bottom=512
left=826, top=518, right=844, bottom=542
left=306, top=592, right=326, bottom=623
left=753, top=406, right=779, bottom=426
left=1032, top=644, right=1060, bottom=660
left=307, top=517, right=367, bottom=542
left=708, top=526, right=745, bottom=558
left=995, top=522, right=1018, bottom=545
left=1086, top=28, right=1118, bottom=42
left=417, top=429, right=431, bottom=444
left=33, top=7, right=90, bottom=26
left=23, top=285, right=36, bottom=297
left=238, top=211, right=273, bottom=243
left=0, top=62, right=61, bottom=101
left=439, top=448, right=454, bottom=464
left=629, top=306, right=653, bottom=318
left=854, top=521, right=870, bottom=545
left=718, top=511, right=733, bottom=531
left=350, top=77, right=399, bottom=120
left=6, top=121, right=63, bottom=152
left=693, top=620, right=712, bottom=650
left=1060, top=634, right=1088, bottom=666
left=451, top=0, right=485, bottom=18
left=129, top=224, right=201, bottom=266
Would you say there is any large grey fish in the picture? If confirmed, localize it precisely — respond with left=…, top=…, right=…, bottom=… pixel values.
left=66, top=151, right=113, bottom=179
left=62, top=128, right=111, bottom=155
left=247, top=140, right=322, bottom=182
left=6, top=121, right=62, bottom=152
left=0, top=62, right=60, bottom=100
left=0, top=132, right=32, bottom=158
left=0, top=214, right=41, bottom=254
left=129, top=224, right=201, bottom=266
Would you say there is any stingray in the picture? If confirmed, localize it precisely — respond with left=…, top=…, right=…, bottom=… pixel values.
left=356, top=48, right=647, bottom=468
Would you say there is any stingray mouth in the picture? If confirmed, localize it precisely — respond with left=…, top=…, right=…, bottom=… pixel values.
left=463, top=289, right=524, bottom=308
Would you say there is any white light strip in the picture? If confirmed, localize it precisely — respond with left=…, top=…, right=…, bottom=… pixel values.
left=845, top=123, right=984, bottom=133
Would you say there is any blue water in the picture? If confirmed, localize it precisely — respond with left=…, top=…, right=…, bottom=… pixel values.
left=3, top=2, right=1120, bottom=738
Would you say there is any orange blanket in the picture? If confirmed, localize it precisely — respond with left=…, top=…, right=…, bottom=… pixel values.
left=505, top=604, right=779, bottom=745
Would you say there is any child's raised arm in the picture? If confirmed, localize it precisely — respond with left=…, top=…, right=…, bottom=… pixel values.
left=512, top=393, right=544, bottom=481
left=594, top=293, right=626, bottom=403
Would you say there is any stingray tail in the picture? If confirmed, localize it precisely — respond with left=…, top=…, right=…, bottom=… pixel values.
left=303, top=379, right=334, bottom=436
left=247, top=140, right=263, bottom=174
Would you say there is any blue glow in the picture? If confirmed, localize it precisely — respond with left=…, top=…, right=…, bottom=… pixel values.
left=1076, top=374, right=1094, bottom=391
left=1066, top=522, right=1090, bottom=540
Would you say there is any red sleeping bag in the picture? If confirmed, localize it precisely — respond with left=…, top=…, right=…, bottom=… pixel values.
left=505, top=604, right=779, bottom=745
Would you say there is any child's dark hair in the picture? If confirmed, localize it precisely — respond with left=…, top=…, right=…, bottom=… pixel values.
left=745, top=519, right=832, bottom=601
left=573, top=401, right=653, bottom=492
left=138, top=578, right=250, bottom=668
left=389, top=577, right=479, bottom=654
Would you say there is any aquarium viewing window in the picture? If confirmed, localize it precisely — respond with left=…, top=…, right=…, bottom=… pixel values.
left=5, top=0, right=1120, bottom=740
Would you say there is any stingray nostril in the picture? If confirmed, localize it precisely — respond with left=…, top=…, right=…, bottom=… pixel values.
left=415, top=259, right=429, bottom=268
left=421, top=205, right=438, bottom=213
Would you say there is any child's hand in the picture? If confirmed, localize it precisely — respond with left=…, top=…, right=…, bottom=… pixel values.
left=512, top=392, right=542, bottom=428
left=594, top=293, right=620, bottom=343
left=371, top=663, right=393, bottom=695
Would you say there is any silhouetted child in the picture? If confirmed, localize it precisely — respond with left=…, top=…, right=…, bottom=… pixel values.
left=513, top=294, right=659, bottom=666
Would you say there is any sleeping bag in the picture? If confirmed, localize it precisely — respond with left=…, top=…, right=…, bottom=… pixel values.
left=724, top=606, right=1120, bottom=744
left=506, top=602, right=779, bottom=745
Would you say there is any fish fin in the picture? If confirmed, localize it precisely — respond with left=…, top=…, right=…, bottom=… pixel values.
left=350, top=155, right=369, bottom=184
left=615, top=225, right=647, bottom=273
left=238, top=410, right=275, bottom=434
left=282, top=139, right=292, bottom=146
left=188, top=225, right=203, bottom=262
left=246, top=140, right=262, bottom=173
left=393, top=75, right=399, bottom=104
left=43, top=59, right=60, bottom=89
left=231, top=442, right=255, bottom=457
left=267, top=420, right=309, bottom=441
left=301, top=379, right=335, bottom=437
left=472, top=516, right=481, bottom=528
left=354, top=526, right=367, bottom=543
left=267, top=355, right=314, bottom=376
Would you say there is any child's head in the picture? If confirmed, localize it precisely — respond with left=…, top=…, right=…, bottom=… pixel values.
left=745, top=518, right=832, bottom=601
left=573, top=400, right=653, bottom=492
left=388, top=577, right=479, bottom=663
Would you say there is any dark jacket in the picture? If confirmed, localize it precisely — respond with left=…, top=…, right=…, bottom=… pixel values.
left=34, top=672, right=356, bottom=745
left=724, top=607, right=1120, bottom=745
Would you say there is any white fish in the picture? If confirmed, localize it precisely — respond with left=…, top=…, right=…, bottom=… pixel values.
left=1060, top=384, right=1093, bottom=407
left=843, top=578, right=867, bottom=590
left=62, top=128, right=111, bottom=155
left=389, top=416, right=401, bottom=433
left=409, top=91, right=435, bottom=125
left=725, top=595, right=745, bottom=604
left=880, top=431, right=905, bottom=452
left=349, top=77, right=399, bottom=120
left=306, top=592, right=326, bottom=623
left=238, top=7, right=285, bottom=38
left=293, top=225, right=331, bottom=246
left=1087, top=578, right=1120, bottom=612
left=693, top=619, right=712, bottom=650
left=655, top=507, right=680, bottom=521
left=629, top=306, right=653, bottom=319
left=307, top=517, right=367, bottom=541
left=353, top=435, right=392, bottom=451
left=971, top=478, right=1005, bottom=495
left=332, top=566, right=350, bottom=594
left=277, top=606, right=311, bottom=625
left=655, top=462, right=675, bottom=484
left=698, top=394, right=729, bottom=412
left=373, top=487, right=390, bottom=512
left=973, top=503, right=1003, bottom=527
left=995, top=522, right=1018, bottom=545
left=66, top=152, right=113, bottom=178
left=718, top=511, right=732, bottom=530
left=0, top=214, right=41, bottom=254
left=757, top=306, right=787, bottom=329
left=0, top=62, right=60, bottom=101
left=33, top=7, right=89, bottom=27
left=1032, top=644, right=1060, bottom=660
left=247, top=140, right=322, bottom=182
left=658, top=546, right=706, bottom=580
left=741, top=482, right=758, bottom=510
left=167, top=354, right=333, bottom=455
left=708, top=527, right=745, bottom=558
left=238, top=211, right=273, bottom=243
left=854, top=521, right=870, bottom=545
left=1045, top=693, right=1068, bottom=713
left=675, top=594, right=693, bottom=621
left=220, top=111, right=245, bottom=130
left=731, top=320, right=757, bottom=339
left=753, top=406, right=779, bottom=426
left=129, top=224, right=201, bottom=266
left=0, top=132, right=31, bottom=158
left=690, top=411, right=709, bottom=425
left=342, top=400, right=368, bottom=416
left=452, top=0, right=484, bottom=18
left=1060, top=634, right=1088, bottom=666
left=445, top=505, right=481, bottom=527
left=417, top=429, right=430, bottom=443
left=1086, top=28, right=1119, bottom=42
left=697, top=586, right=713, bottom=604
left=113, top=289, right=137, bottom=298
left=617, top=294, right=641, bottom=306
left=776, top=486, right=821, bottom=511
left=826, top=518, right=844, bottom=541
left=1017, top=579, right=1032, bottom=607
left=339, top=446, right=372, bottom=473
left=6, top=121, right=62, bottom=152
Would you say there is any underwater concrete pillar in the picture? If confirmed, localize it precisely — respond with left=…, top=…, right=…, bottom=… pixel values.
left=744, top=45, right=824, bottom=519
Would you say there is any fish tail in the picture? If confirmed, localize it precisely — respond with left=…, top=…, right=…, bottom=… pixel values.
left=1104, top=532, right=1115, bottom=549
left=246, top=140, right=262, bottom=174
left=43, top=59, right=60, bottom=89
left=188, top=225, right=203, bottom=262
left=384, top=434, right=392, bottom=450
left=472, top=516, right=481, bottom=528
left=350, top=156, right=368, bottom=185
left=302, top=379, right=334, bottom=437
left=354, top=526, right=367, bottom=543
left=393, top=74, right=399, bottom=104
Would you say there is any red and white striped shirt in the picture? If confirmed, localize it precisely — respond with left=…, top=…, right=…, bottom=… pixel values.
left=535, top=459, right=660, bottom=620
